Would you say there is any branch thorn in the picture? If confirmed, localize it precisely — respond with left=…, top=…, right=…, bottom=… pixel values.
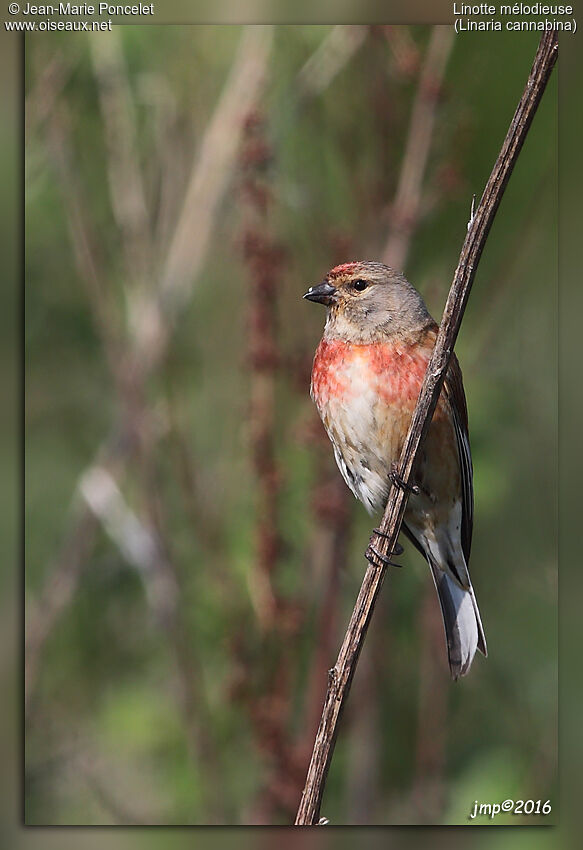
left=467, top=193, right=476, bottom=231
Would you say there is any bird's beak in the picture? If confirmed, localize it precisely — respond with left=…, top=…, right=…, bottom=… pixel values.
left=303, top=281, right=337, bottom=306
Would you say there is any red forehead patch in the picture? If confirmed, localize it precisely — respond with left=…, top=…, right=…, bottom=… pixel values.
left=327, top=261, right=362, bottom=280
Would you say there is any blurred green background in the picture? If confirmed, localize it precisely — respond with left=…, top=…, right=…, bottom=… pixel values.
left=24, top=25, right=557, bottom=826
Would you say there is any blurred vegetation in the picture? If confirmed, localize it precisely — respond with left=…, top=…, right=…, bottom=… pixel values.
left=24, top=25, right=557, bottom=825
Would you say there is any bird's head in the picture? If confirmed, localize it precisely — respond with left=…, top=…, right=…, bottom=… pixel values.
left=303, top=261, right=432, bottom=343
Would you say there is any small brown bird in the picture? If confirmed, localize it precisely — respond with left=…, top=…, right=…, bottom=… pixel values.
left=304, top=261, right=486, bottom=678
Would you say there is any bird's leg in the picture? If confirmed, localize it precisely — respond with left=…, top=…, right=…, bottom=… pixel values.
left=389, top=461, right=420, bottom=495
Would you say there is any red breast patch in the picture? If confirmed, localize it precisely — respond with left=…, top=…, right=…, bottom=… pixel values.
left=311, top=339, right=350, bottom=404
left=311, top=337, right=437, bottom=409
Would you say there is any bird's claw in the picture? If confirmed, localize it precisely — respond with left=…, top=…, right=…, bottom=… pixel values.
left=372, top=527, right=403, bottom=555
left=366, top=543, right=403, bottom=569
left=389, top=462, right=419, bottom=495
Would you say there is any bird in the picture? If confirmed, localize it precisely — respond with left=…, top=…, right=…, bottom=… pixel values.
left=304, top=260, right=486, bottom=679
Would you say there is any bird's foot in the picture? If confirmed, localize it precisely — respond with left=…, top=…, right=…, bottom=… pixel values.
left=372, top=527, right=404, bottom=555
left=365, top=543, right=403, bottom=569
left=389, top=462, right=419, bottom=495
left=366, top=528, right=404, bottom=567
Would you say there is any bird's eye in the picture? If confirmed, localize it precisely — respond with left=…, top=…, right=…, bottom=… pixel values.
left=353, top=279, right=368, bottom=292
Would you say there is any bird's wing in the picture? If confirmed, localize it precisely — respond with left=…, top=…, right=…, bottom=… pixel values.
left=443, top=353, right=473, bottom=561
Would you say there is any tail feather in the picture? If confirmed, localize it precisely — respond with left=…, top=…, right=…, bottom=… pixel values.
left=470, top=584, right=487, bottom=657
left=428, top=560, right=487, bottom=679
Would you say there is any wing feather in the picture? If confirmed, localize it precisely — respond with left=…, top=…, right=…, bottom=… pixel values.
left=443, top=354, right=473, bottom=561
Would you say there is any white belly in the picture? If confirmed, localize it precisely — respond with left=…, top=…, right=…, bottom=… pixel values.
left=316, top=362, right=410, bottom=514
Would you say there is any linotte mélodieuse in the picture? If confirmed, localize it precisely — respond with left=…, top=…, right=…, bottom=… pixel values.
left=453, top=3, right=573, bottom=12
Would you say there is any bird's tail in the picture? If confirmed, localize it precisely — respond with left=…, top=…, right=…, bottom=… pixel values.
left=428, top=559, right=487, bottom=680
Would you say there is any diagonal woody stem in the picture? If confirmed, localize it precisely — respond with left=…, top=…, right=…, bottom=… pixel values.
left=295, top=30, right=558, bottom=826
